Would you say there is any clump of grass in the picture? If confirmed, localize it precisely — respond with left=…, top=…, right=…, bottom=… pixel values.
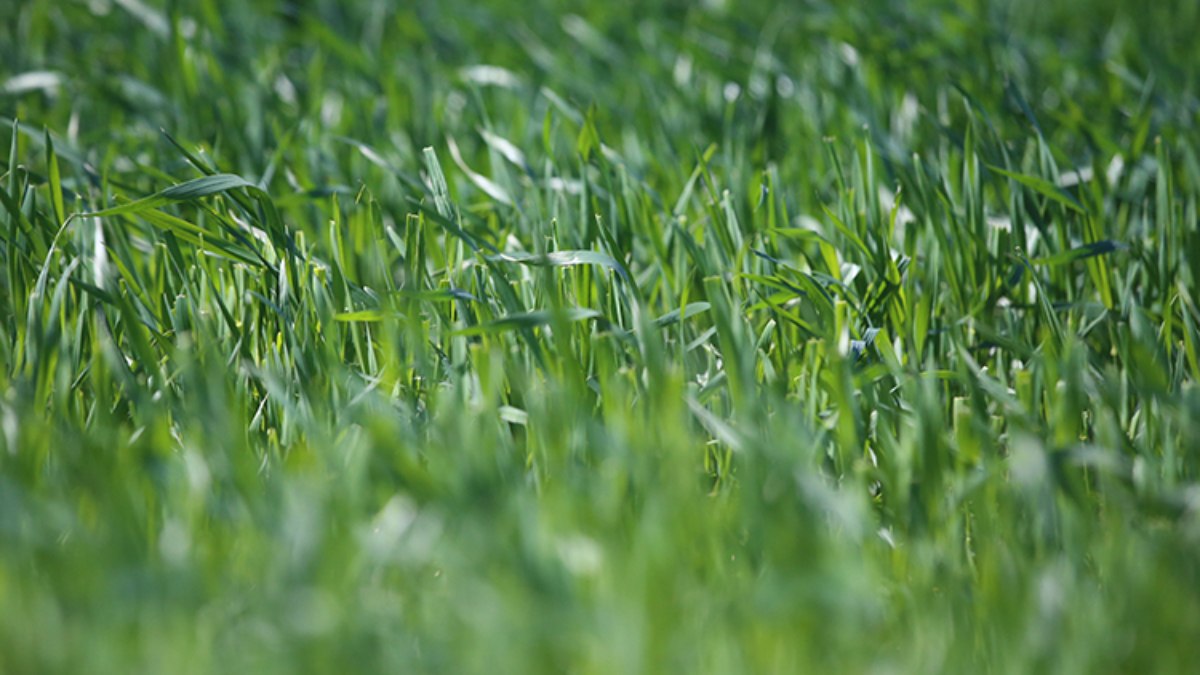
left=2, top=1, right=1200, bottom=672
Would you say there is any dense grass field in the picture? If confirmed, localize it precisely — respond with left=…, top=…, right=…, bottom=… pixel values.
left=3, top=1, right=1200, bottom=672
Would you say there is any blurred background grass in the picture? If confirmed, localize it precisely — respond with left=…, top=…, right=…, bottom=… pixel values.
left=2, top=1, right=1200, bottom=672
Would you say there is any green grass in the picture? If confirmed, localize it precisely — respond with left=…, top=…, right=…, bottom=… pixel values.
left=3, top=0, right=1200, bottom=672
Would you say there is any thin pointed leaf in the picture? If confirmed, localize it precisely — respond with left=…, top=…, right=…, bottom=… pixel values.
left=987, top=165, right=1086, bottom=214
left=1031, top=240, right=1126, bottom=266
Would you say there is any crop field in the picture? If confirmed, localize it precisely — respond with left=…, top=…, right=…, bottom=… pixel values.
left=2, top=1, right=1199, bottom=672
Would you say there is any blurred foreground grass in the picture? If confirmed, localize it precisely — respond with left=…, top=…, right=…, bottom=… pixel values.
left=2, top=1, right=1200, bottom=672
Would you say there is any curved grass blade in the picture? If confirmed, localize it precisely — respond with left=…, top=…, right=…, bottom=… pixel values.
left=987, top=165, right=1086, bottom=214
left=84, top=174, right=258, bottom=218
left=446, top=135, right=515, bottom=207
left=1031, top=240, right=1126, bottom=266
left=334, top=310, right=407, bottom=323
left=83, top=173, right=293, bottom=269
left=653, top=302, right=711, bottom=327
left=490, top=250, right=631, bottom=283
left=455, top=307, right=602, bottom=336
